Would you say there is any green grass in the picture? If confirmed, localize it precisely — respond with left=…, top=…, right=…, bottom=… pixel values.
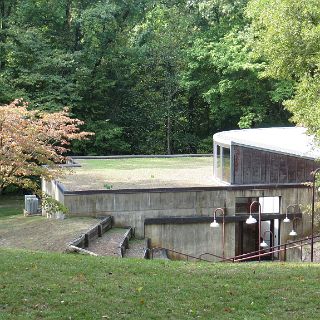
left=77, top=157, right=213, bottom=170
left=0, top=195, right=24, bottom=218
left=0, top=249, right=319, bottom=320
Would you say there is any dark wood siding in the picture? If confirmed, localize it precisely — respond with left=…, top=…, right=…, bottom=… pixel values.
left=233, top=145, right=316, bottom=185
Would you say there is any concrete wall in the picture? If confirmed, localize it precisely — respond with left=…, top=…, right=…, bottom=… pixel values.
left=62, top=188, right=232, bottom=237
left=42, top=182, right=313, bottom=260
left=145, top=185, right=311, bottom=261
left=145, top=222, right=235, bottom=261
left=42, top=179, right=65, bottom=204
left=232, top=145, right=316, bottom=185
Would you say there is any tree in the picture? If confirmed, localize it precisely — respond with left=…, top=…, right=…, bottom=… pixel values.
left=0, top=99, right=92, bottom=194
left=0, top=0, right=293, bottom=155
left=246, top=0, right=320, bottom=138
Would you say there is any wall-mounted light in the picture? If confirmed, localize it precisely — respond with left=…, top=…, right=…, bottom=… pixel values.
left=210, top=208, right=225, bottom=258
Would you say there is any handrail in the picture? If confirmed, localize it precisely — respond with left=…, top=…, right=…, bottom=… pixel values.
left=198, top=252, right=234, bottom=262
left=234, top=240, right=317, bottom=262
left=228, top=233, right=320, bottom=263
left=150, top=247, right=212, bottom=262
left=224, top=233, right=320, bottom=262
left=150, top=234, right=320, bottom=263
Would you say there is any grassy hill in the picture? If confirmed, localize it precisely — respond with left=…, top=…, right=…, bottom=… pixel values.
left=0, top=249, right=319, bottom=320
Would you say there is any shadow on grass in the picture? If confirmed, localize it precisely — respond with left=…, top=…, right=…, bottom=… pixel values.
left=0, top=195, right=24, bottom=218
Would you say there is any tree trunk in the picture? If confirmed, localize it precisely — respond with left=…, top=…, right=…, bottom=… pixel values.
left=166, top=114, right=171, bottom=155
left=65, top=0, right=72, bottom=29
left=188, top=95, right=197, bottom=153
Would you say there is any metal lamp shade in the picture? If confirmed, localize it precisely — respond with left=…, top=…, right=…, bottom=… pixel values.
left=260, top=240, right=268, bottom=248
left=283, top=217, right=290, bottom=223
left=246, top=215, right=257, bottom=224
left=210, top=219, right=219, bottom=228
left=289, top=229, right=297, bottom=236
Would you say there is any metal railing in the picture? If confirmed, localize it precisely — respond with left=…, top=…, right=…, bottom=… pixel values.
left=150, top=247, right=226, bottom=262
left=198, top=252, right=234, bottom=262
left=149, top=234, right=320, bottom=263
left=225, top=233, right=320, bottom=263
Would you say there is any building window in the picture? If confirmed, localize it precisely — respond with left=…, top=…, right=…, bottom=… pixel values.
left=216, top=145, right=222, bottom=179
left=214, top=143, right=230, bottom=183
left=222, top=147, right=230, bottom=182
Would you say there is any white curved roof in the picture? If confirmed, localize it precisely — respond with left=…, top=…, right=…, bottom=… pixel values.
left=213, top=127, right=320, bottom=160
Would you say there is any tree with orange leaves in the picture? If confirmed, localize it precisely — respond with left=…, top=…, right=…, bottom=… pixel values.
left=0, top=99, right=93, bottom=194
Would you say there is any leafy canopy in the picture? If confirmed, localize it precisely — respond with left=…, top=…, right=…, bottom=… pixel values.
left=0, top=99, right=92, bottom=193
left=247, top=0, right=320, bottom=138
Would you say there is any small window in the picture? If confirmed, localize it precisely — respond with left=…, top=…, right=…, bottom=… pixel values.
left=216, top=145, right=222, bottom=179
left=222, top=147, right=230, bottom=182
left=214, top=144, right=231, bottom=182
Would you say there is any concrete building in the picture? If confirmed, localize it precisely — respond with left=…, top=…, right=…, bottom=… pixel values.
left=43, top=127, right=319, bottom=261
left=213, top=127, right=319, bottom=185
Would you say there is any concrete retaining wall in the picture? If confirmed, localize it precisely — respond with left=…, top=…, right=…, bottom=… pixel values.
left=145, top=222, right=235, bottom=261
left=42, top=179, right=65, bottom=203
left=43, top=181, right=312, bottom=260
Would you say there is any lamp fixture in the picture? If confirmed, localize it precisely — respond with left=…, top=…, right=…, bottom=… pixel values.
left=260, top=240, right=268, bottom=248
left=210, top=219, right=219, bottom=228
left=289, top=229, right=297, bottom=236
left=246, top=215, right=257, bottom=224
left=210, top=208, right=226, bottom=259
left=283, top=216, right=290, bottom=223
left=285, top=204, right=298, bottom=223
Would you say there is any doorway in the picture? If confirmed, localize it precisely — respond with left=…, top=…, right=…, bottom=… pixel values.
left=235, top=196, right=280, bottom=259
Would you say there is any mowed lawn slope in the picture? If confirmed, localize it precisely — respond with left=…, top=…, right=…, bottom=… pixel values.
left=0, top=196, right=99, bottom=252
left=1, top=249, right=319, bottom=320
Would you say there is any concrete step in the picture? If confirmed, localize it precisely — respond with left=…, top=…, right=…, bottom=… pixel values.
left=87, top=228, right=132, bottom=257
left=151, top=248, right=169, bottom=260
left=124, top=239, right=148, bottom=259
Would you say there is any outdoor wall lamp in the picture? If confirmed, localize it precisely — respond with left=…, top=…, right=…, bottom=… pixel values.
left=246, top=202, right=257, bottom=224
left=283, top=216, right=291, bottom=223
left=284, top=204, right=297, bottom=223
left=260, top=230, right=274, bottom=248
left=260, top=230, right=274, bottom=261
left=246, top=201, right=262, bottom=261
left=210, top=208, right=225, bottom=258
left=289, top=217, right=301, bottom=237
left=289, top=229, right=297, bottom=237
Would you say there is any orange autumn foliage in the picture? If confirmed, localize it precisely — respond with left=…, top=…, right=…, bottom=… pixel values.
left=0, top=99, right=93, bottom=193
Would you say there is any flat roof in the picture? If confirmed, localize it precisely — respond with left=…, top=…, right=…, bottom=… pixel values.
left=213, top=127, right=320, bottom=160
left=60, top=157, right=222, bottom=191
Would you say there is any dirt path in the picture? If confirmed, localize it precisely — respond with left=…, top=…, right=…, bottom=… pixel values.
left=0, top=215, right=99, bottom=252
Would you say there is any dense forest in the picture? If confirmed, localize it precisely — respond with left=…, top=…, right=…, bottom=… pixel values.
left=1, top=0, right=317, bottom=155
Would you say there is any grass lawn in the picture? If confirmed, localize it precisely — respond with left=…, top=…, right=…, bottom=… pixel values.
left=76, top=157, right=213, bottom=170
left=0, top=195, right=99, bottom=252
left=0, top=195, right=24, bottom=218
left=62, top=157, right=217, bottom=190
left=0, top=249, right=319, bottom=320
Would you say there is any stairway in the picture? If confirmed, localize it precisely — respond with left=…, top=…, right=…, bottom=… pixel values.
left=68, top=218, right=150, bottom=259
left=87, top=228, right=132, bottom=257
left=123, top=239, right=148, bottom=259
